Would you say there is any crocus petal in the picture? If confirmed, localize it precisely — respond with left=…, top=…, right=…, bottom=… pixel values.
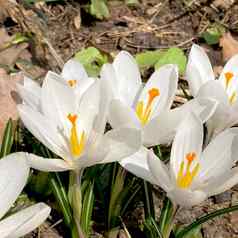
left=18, top=104, right=69, bottom=158
left=186, top=44, right=214, bottom=97
left=113, top=51, right=142, bottom=106
left=197, top=80, right=229, bottom=105
left=199, top=128, right=238, bottom=181
left=218, top=54, right=238, bottom=96
left=207, top=167, right=238, bottom=196
left=41, top=71, right=76, bottom=128
left=0, top=153, right=29, bottom=219
left=120, top=147, right=157, bottom=184
left=61, top=59, right=88, bottom=82
left=137, top=65, right=178, bottom=119
left=167, top=188, right=207, bottom=208
left=100, top=63, right=119, bottom=100
left=16, top=76, right=41, bottom=110
left=98, top=127, right=142, bottom=164
left=77, top=81, right=100, bottom=137
left=143, top=97, right=217, bottom=147
left=170, top=113, right=203, bottom=182
left=27, top=153, right=71, bottom=172
left=0, top=203, right=51, bottom=238
left=108, top=99, right=141, bottom=129
left=147, top=150, right=172, bottom=191
left=61, top=59, right=95, bottom=97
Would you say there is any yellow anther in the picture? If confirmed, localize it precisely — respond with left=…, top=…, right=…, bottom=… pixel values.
left=67, top=113, right=85, bottom=157
left=229, top=91, right=237, bottom=105
left=136, top=88, right=160, bottom=125
left=176, top=152, right=200, bottom=189
left=225, top=72, right=234, bottom=89
left=68, top=80, right=77, bottom=87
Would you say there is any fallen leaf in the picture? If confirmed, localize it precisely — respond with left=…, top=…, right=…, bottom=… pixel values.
left=74, top=15, right=81, bottom=30
left=220, top=32, right=238, bottom=62
left=0, top=68, right=23, bottom=139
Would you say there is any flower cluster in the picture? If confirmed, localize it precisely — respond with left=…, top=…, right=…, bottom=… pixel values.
left=3, top=44, right=238, bottom=236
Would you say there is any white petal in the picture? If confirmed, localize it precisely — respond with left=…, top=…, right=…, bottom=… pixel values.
left=120, top=147, right=157, bottom=184
left=219, top=54, right=238, bottom=97
left=137, top=65, right=178, bottom=119
left=113, top=51, right=142, bottom=106
left=167, top=188, right=207, bottom=207
left=199, top=128, right=238, bottom=181
left=61, top=59, right=88, bottom=82
left=207, top=168, right=238, bottom=196
left=27, top=153, right=71, bottom=172
left=0, top=153, right=29, bottom=219
left=143, top=97, right=217, bottom=147
left=170, top=113, right=203, bottom=182
left=108, top=99, right=140, bottom=129
left=18, top=104, right=69, bottom=158
left=0, top=203, right=51, bottom=238
left=16, top=76, right=41, bottom=110
left=77, top=81, right=100, bottom=137
left=94, top=127, right=142, bottom=165
left=197, top=80, right=229, bottom=105
left=100, top=63, right=119, bottom=100
left=41, top=71, right=76, bottom=128
left=147, top=150, right=172, bottom=191
left=186, top=44, right=214, bottom=97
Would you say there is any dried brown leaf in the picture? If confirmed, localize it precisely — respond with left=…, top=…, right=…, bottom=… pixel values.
left=220, top=32, right=238, bottom=62
left=0, top=68, right=22, bottom=138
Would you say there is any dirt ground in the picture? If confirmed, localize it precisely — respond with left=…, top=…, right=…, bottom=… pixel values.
left=1, top=0, right=238, bottom=237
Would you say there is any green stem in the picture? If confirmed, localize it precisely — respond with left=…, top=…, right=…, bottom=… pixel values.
left=176, top=204, right=238, bottom=238
left=143, top=180, right=155, bottom=219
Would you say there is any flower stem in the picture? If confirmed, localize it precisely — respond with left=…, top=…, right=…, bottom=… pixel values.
left=143, top=180, right=155, bottom=219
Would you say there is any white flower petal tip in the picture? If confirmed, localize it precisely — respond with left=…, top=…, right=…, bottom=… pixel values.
left=0, top=203, right=51, bottom=238
left=186, top=44, right=214, bottom=97
left=27, top=153, right=71, bottom=172
left=194, top=97, right=218, bottom=122
left=0, top=153, right=29, bottom=219
left=120, top=147, right=157, bottom=184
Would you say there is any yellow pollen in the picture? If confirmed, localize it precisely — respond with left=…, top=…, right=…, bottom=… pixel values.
left=225, top=72, right=234, bottom=89
left=136, top=88, right=160, bottom=125
left=67, top=113, right=85, bottom=157
left=68, top=80, right=77, bottom=87
left=229, top=91, right=237, bottom=105
left=176, top=152, right=200, bottom=189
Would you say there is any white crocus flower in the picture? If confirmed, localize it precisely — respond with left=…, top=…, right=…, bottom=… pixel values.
left=101, top=51, right=217, bottom=147
left=186, top=44, right=238, bottom=139
left=122, top=113, right=238, bottom=208
left=0, top=153, right=51, bottom=237
left=17, top=59, right=95, bottom=111
left=17, top=72, right=141, bottom=172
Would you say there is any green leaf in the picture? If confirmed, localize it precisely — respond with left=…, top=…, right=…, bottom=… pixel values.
left=159, top=197, right=174, bottom=237
left=176, top=204, right=238, bottom=238
left=143, top=181, right=155, bottom=219
left=144, top=217, right=163, bottom=238
left=74, top=47, right=107, bottom=77
left=135, top=50, right=164, bottom=68
left=155, top=48, right=187, bottom=74
left=201, top=24, right=225, bottom=45
left=89, top=0, right=110, bottom=20
left=0, top=118, right=14, bottom=158
left=81, top=180, right=95, bottom=236
left=125, top=0, right=139, bottom=6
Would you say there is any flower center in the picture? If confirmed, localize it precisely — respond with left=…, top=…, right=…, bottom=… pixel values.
left=176, top=152, right=200, bottom=189
left=68, top=80, right=77, bottom=87
left=67, top=113, right=85, bottom=157
left=136, top=88, right=160, bottom=125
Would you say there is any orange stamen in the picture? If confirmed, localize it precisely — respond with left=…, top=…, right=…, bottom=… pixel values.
left=68, top=80, right=77, bottom=87
left=136, top=88, right=160, bottom=125
left=176, top=152, right=200, bottom=189
left=225, top=72, right=234, bottom=89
